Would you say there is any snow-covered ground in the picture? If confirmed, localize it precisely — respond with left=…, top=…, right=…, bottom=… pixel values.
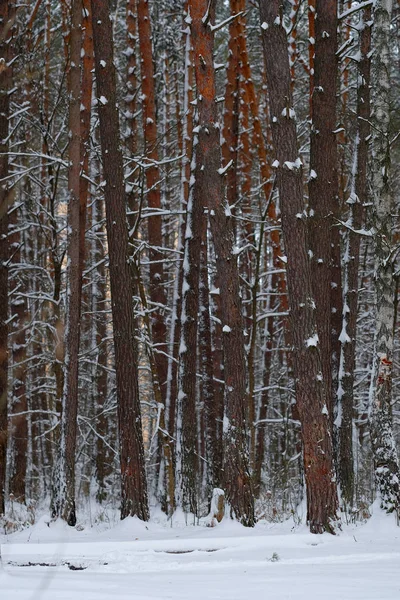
left=1, top=505, right=399, bottom=600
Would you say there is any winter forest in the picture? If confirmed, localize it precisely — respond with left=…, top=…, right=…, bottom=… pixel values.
left=1, top=0, right=400, bottom=545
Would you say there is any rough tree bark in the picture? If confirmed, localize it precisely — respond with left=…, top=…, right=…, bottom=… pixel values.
left=308, top=0, right=340, bottom=429
left=189, top=0, right=254, bottom=526
left=91, top=0, right=149, bottom=521
left=368, top=0, right=400, bottom=516
left=260, top=0, right=339, bottom=534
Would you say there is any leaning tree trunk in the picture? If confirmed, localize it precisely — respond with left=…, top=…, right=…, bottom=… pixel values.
left=189, top=0, right=254, bottom=527
left=368, top=0, right=400, bottom=516
left=91, top=0, right=149, bottom=521
left=259, top=0, right=339, bottom=534
left=51, top=0, right=82, bottom=527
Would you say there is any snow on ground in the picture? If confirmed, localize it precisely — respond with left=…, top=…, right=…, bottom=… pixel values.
left=1, top=504, right=399, bottom=600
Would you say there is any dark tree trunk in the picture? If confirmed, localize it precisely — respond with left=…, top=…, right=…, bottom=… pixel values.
left=260, top=0, right=339, bottom=534
left=91, top=0, right=149, bottom=521
left=308, top=0, right=340, bottom=429
left=51, top=0, right=82, bottom=526
left=0, top=0, right=13, bottom=517
left=189, top=0, right=254, bottom=527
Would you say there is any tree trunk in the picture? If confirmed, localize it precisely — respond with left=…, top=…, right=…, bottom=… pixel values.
left=336, top=5, right=371, bottom=509
left=308, top=0, right=340, bottom=429
left=0, top=0, right=13, bottom=516
left=199, top=215, right=218, bottom=494
left=137, top=0, right=168, bottom=399
left=368, top=0, right=400, bottom=516
left=51, top=0, right=82, bottom=526
left=165, top=11, right=193, bottom=448
left=189, top=0, right=254, bottom=526
left=175, top=129, right=202, bottom=515
left=91, top=0, right=149, bottom=521
left=9, top=206, right=28, bottom=504
left=260, top=0, right=339, bottom=534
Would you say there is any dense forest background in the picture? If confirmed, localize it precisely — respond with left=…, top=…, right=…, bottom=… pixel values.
left=1, top=0, right=400, bottom=535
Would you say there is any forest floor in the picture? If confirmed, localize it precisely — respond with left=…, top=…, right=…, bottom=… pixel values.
left=0, top=503, right=399, bottom=600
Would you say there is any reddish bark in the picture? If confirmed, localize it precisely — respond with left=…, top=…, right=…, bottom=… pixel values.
left=222, top=1, right=244, bottom=215
left=189, top=0, right=254, bottom=526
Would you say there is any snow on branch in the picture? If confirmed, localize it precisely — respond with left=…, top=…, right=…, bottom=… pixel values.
left=338, top=0, right=374, bottom=21
left=210, top=12, right=245, bottom=33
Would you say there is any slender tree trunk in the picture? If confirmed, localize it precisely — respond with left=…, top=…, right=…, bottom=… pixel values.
left=126, top=0, right=138, bottom=158
left=133, top=261, right=175, bottom=515
left=189, top=0, right=254, bottom=526
left=175, top=128, right=202, bottom=515
left=80, top=0, right=93, bottom=275
left=91, top=197, right=111, bottom=503
left=0, top=0, right=13, bottom=516
left=136, top=0, right=168, bottom=399
left=9, top=207, right=28, bottom=504
left=368, top=0, right=400, bottom=516
left=165, top=12, right=193, bottom=448
left=222, top=0, right=242, bottom=213
left=308, top=0, right=316, bottom=116
left=199, top=216, right=218, bottom=493
left=91, top=0, right=149, bottom=521
left=336, top=6, right=371, bottom=509
left=50, top=0, right=82, bottom=526
left=260, top=0, right=339, bottom=534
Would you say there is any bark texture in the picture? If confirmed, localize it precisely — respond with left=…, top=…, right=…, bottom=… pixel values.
left=260, top=0, right=339, bottom=534
left=308, top=0, right=340, bottom=429
left=189, top=0, right=254, bottom=527
left=91, top=0, right=149, bottom=521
